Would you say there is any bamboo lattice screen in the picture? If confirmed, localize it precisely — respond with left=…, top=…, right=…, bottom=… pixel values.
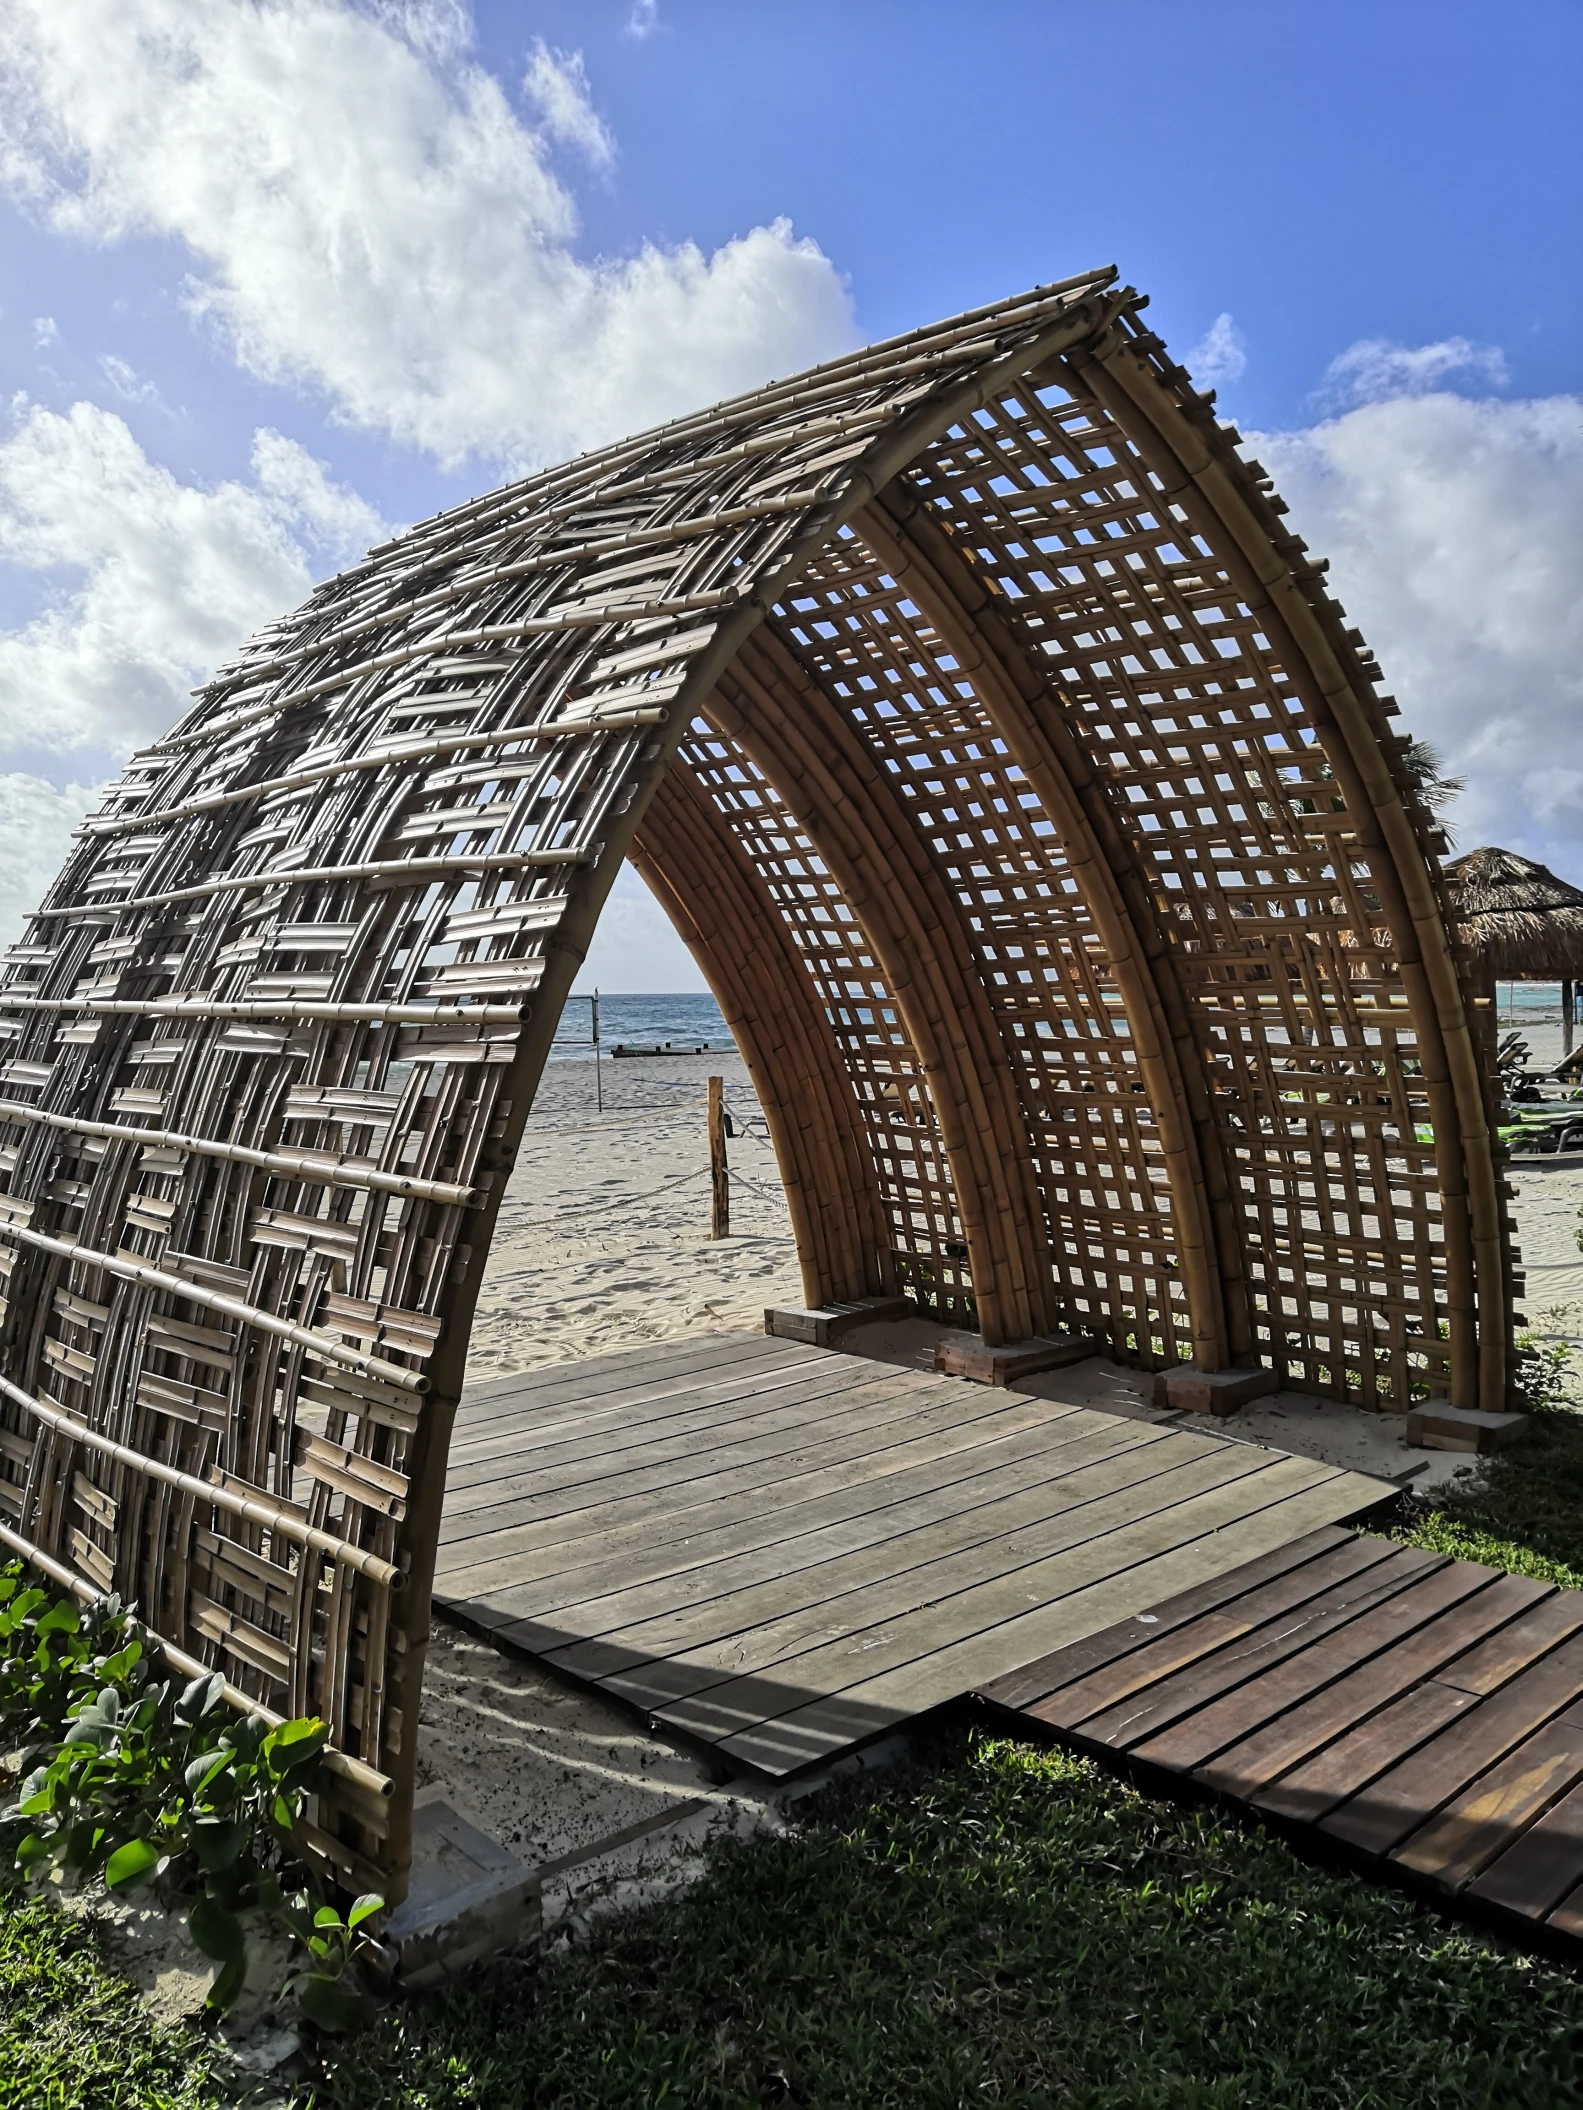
left=0, top=272, right=1510, bottom=1895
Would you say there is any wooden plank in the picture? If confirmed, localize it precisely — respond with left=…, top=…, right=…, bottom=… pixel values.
left=436, top=1374, right=1071, bottom=1570
left=1433, top=1588, right=1583, bottom=1696
left=620, top=1455, right=1348, bottom=1749
left=448, top=1340, right=850, bottom=1458
left=1467, top=1773, right=1583, bottom=1920
left=1025, top=1535, right=1408, bottom=1735
left=1322, top=1633, right=1583, bottom=1858
left=1256, top=1585, right=1583, bottom=1826
left=442, top=1362, right=953, bottom=1524
left=520, top=1418, right=1174, bottom=1650
left=438, top=1387, right=1089, bottom=1583
left=444, top=1353, right=896, bottom=1497
left=713, top=1471, right=1387, bottom=1774
left=1128, top=1551, right=1480, bottom=1773
left=1255, top=1682, right=1478, bottom=1826
left=445, top=1400, right=1133, bottom=1616
left=1200, top=1568, right=1546, bottom=1801
left=1393, top=1712, right=1583, bottom=1892
left=456, top=1330, right=800, bottom=1413
left=537, top=1439, right=1277, bottom=1701
left=976, top=1526, right=1355, bottom=1714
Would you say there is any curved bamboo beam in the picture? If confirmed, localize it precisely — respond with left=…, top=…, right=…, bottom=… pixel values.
left=1076, top=327, right=1502, bottom=1407
left=630, top=759, right=894, bottom=1306
left=854, top=493, right=1243, bottom=1370
left=710, top=630, right=1059, bottom=1346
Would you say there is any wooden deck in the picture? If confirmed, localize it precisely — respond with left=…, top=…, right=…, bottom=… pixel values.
left=980, top=1526, right=1583, bottom=1941
left=434, top=1333, right=1391, bottom=1776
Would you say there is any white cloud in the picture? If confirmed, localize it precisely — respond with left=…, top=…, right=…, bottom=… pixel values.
left=0, top=770, right=103, bottom=952
left=1255, top=385, right=1583, bottom=874
left=1315, top=334, right=1508, bottom=411
left=624, top=2, right=661, bottom=40
left=523, top=41, right=613, bottom=170
left=1187, top=311, right=1246, bottom=388
left=98, top=352, right=164, bottom=409
left=0, top=0, right=854, bottom=469
left=31, top=315, right=56, bottom=346
left=0, top=399, right=385, bottom=767
left=572, top=865, right=707, bottom=996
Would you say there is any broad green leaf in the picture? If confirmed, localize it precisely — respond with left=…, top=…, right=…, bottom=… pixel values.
left=189, top=1819, right=247, bottom=1872
left=105, top=1836, right=162, bottom=1890
left=313, top=1904, right=342, bottom=1929
left=348, top=1893, right=385, bottom=1929
left=295, top=1972, right=367, bottom=2034
left=175, top=1671, right=226, bottom=1724
left=205, top=1950, right=248, bottom=2014
left=187, top=1891, right=245, bottom=1963
left=15, top=1832, right=51, bottom=1871
left=264, top=1717, right=328, bottom=1771
left=34, top=1602, right=80, bottom=1637
left=184, top=1749, right=233, bottom=1798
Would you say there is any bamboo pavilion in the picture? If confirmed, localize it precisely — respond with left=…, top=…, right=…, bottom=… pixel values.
left=1444, top=845, right=1583, bottom=1064
left=0, top=272, right=1513, bottom=1898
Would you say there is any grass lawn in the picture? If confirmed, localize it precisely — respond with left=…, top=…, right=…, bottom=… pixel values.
left=8, top=1380, right=1583, bottom=2107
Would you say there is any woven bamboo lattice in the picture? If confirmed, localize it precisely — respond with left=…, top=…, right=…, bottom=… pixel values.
left=0, top=271, right=1511, bottom=1896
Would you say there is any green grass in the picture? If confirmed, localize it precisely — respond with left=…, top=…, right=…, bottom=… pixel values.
left=299, top=1733, right=1583, bottom=2110
left=0, top=1874, right=224, bottom=2110
left=1390, top=1350, right=1583, bottom=1586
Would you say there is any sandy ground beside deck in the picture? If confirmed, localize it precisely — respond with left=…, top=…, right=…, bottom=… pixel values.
left=468, top=1037, right=1583, bottom=1373
left=466, top=1050, right=805, bottom=1383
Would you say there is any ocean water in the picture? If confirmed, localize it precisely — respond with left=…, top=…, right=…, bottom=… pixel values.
left=1496, top=982, right=1573, bottom=1024
left=547, top=990, right=731, bottom=1061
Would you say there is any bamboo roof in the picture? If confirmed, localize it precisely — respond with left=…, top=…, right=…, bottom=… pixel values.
left=1445, top=846, right=1583, bottom=979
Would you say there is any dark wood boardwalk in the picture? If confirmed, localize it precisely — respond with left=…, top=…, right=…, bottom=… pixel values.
left=434, top=1333, right=1391, bottom=1776
left=979, top=1525, right=1583, bottom=1940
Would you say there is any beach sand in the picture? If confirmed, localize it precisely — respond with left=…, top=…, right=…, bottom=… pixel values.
left=466, top=1049, right=804, bottom=1383
left=469, top=1033, right=1583, bottom=1377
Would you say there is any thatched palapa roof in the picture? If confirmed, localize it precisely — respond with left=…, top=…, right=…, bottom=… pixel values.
left=1444, top=845, right=1583, bottom=979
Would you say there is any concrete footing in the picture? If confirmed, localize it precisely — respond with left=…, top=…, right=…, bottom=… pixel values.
left=933, top=1331, right=1101, bottom=1387
left=1152, top=1365, right=1280, bottom=1417
left=1404, top=1402, right=1530, bottom=1454
left=764, top=1296, right=912, bottom=1347
left=383, top=1796, right=539, bottom=1988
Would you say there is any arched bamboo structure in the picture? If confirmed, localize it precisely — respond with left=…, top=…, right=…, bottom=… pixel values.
left=0, top=271, right=1509, bottom=1897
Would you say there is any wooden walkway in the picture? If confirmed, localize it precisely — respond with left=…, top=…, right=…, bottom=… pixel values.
left=979, top=1526, right=1583, bottom=1941
left=434, top=1333, right=1391, bottom=1776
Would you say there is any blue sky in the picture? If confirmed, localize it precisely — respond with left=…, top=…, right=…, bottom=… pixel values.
left=0, top=0, right=1578, bottom=988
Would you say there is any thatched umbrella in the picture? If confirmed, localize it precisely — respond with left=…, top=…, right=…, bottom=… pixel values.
left=1443, top=846, right=1583, bottom=1067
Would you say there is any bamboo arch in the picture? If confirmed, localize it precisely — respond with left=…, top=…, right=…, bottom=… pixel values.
left=0, top=272, right=1508, bottom=1897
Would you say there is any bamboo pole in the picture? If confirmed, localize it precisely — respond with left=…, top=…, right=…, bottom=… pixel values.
left=707, top=1076, right=729, bottom=1240
left=855, top=496, right=1236, bottom=1370
left=0, top=1219, right=426, bottom=1392
left=0, top=1098, right=476, bottom=1207
left=89, top=707, right=665, bottom=839
left=631, top=764, right=892, bottom=1304
left=1084, top=329, right=1502, bottom=1406
left=714, top=640, right=1057, bottom=1344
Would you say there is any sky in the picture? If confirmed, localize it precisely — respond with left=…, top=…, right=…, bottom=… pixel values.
left=0, top=0, right=1578, bottom=991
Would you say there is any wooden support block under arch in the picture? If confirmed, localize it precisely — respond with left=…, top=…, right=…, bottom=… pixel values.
left=764, top=1297, right=914, bottom=1348
left=933, top=1331, right=1103, bottom=1387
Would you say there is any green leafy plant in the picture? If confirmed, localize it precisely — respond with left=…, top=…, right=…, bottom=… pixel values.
left=0, top=1559, right=382, bottom=2028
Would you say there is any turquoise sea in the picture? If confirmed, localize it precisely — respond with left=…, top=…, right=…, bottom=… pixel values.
left=547, top=990, right=731, bottom=1061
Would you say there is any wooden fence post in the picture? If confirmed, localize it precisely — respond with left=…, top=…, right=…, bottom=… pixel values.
left=708, top=1075, right=729, bottom=1239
